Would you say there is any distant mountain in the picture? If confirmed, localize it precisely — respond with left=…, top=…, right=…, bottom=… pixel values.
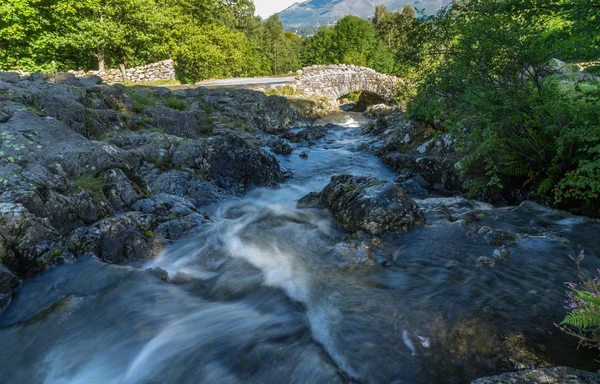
left=280, top=0, right=452, bottom=28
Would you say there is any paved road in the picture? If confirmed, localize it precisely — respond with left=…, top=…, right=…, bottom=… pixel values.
left=197, top=76, right=296, bottom=88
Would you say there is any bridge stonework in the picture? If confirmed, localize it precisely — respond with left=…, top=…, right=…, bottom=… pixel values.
left=293, top=64, right=403, bottom=103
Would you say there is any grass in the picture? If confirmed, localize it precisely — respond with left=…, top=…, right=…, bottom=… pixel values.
left=74, top=175, right=107, bottom=205
left=122, top=80, right=181, bottom=87
left=263, top=85, right=301, bottom=97
left=163, top=96, right=188, bottom=111
left=124, top=89, right=156, bottom=113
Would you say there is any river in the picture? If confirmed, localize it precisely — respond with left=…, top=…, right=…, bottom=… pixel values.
left=0, top=112, right=599, bottom=383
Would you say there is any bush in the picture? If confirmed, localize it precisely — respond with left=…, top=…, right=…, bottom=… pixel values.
left=555, top=251, right=600, bottom=351
left=406, top=1, right=600, bottom=215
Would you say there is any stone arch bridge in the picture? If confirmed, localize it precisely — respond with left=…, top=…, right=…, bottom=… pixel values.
left=292, top=65, right=403, bottom=103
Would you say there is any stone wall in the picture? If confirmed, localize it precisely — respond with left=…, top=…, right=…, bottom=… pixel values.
left=293, top=64, right=403, bottom=102
left=68, top=59, right=176, bottom=84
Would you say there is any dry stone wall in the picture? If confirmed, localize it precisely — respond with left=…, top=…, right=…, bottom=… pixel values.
left=69, top=59, right=176, bottom=83
left=293, top=64, right=403, bottom=102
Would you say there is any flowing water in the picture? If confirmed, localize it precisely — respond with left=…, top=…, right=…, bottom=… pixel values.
left=1, top=112, right=599, bottom=383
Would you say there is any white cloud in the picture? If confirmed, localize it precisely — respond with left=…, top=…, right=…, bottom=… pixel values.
left=253, top=0, right=302, bottom=18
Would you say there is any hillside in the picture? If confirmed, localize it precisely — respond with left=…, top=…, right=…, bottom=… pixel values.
left=279, top=0, right=452, bottom=28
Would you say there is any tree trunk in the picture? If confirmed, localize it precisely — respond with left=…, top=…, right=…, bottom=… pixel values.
left=119, top=63, right=128, bottom=82
left=98, top=48, right=105, bottom=72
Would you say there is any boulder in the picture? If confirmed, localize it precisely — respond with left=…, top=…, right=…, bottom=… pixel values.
left=0, top=203, right=63, bottom=276
left=96, top=212, right=161, bottom=264
left=133, top=194, right=210, bottom=241
left=298, top=175, right=425, bottom=235
left=145, top=170, right=227, bottom=207
left=0, top=265, right=20, bottom=313
left=267, top=138, right=293, bottom=155
left=471, top=367, right=600, bottom=384
left=284, top=126, right=327, bottom=143
left=200, top=89, right=296, bottom=133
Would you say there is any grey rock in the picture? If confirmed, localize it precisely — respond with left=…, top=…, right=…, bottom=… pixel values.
left=267, top=138, right=293, bottom=155
left=0, top=72, right=20, bottom=84
left=0, top=265, right=20, bottom=313
left=493, top=247, right=511, bottom=264
left=201, top=89, right=296, bottom=133
left=471, top=366, right=600, bottom=384
left=284, top=125, right=327, bottom=143
left=44, top=72, right=82, bottom=87
left=96, top=212, right=160, bottom=264
left=298, top=175, right=425, bottom=235
left=476, top=256, right=495, bottom=268
left=142, top=106, right=209, bottom=139
left=85, top=85, right=135, bottom=113
left=78, top=75, right=103, bottom=87
left=146, top=170, right=227, bottom=207
left=402, top=179, right=429, bottom=196
left=0, top=203, right=62, bottom=276
left=103, top=169, right=141, bottom=211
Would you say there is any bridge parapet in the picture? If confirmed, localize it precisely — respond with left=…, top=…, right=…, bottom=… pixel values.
left=293, top=64, right=403, bottom=102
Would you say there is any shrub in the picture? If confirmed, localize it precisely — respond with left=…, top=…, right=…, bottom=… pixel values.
left=555, top=251, right=600, bottom=351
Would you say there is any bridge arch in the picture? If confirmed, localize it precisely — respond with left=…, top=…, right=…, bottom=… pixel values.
left=293, top=65, right=403, bottom=103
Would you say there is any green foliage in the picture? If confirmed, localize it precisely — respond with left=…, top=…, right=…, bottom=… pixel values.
left=0, top=0, right=302, bottom=80
left=162, top=97, right=188, bottom=111
left=74, top=175, right=107, bottom=205
left=301, top=15, right=395, bottom=74
left=558, top=251, right=600, bottom=351
left=124, top=89, right=155, bottom=112
left=406, top=0, right=600, bottom=214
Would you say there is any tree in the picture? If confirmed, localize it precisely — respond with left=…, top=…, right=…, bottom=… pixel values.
left=302, top=15, right=395, bottom=73
left=173, top=24, right=247, bottom=83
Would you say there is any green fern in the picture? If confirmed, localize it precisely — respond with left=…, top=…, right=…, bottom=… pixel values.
left=498, top=159, right=530, bottom=178
left=562, top=311, right=599, bottom=329
left=562, top=290, right=600, bottom=330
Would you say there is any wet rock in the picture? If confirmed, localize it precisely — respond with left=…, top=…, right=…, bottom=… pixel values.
left=471, top=366, right=600, bottom=384
left=298, top=175, right=425, bottom=236
left=267, top=138, right=292, bottom=155
left=381, top=153, right=464, bottom=192
left=103, top=169, right=142, bottom=211
left=402, top=179, right=429, bottom=196
left=299, top=151, right=309, bottom=159
left=493, top=247, right=511, bottom=264
left=283, top=126, right=327, bottom=143
left=133, top=194, right=210, bottom=242
left=476, top=256, right=496, bottom=268
left=146, top=170, right=227, bottom=207
left=0, top=203, right=62, bottom=276
left=476, top=226, right=518, bottom=247
left=0, top=265, right=20, bottom=313
left=197, top=135, right=284, bottom=193
left=96, top=212, right=161, bottom=264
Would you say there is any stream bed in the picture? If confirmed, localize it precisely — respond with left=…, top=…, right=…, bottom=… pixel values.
left=1, top=112, right=599, bottom=383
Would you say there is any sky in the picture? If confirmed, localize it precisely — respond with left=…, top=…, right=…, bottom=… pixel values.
left=254, top=0, right=300, bottom=18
